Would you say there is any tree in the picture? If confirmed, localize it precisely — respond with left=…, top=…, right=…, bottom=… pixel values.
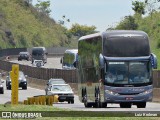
left=58, top=15, right=70, bottom=25
left=24, top=0, right=32, bottom=5
left=115, top=16, right=138, bottom=30
left=145, top=0, right=160, bottom=17
left=35, top=0, right=51, bottom=15
left=132, top=1, right=145, bottom=15
left=68, top=23, right=97, bottom=37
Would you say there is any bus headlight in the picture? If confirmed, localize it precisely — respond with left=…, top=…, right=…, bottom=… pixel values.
left=140, top=89, right=152, bottom=95
left=105, top=90, right=119, bottom=96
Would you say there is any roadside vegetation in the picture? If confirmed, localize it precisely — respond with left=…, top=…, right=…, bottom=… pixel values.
left=115, top=0, right=160, bottom=69
left=0, top=0, right=70, bottom=48
left=0, top=104, right=158, bottom=120
left=0, top=0, right=97, bottom=49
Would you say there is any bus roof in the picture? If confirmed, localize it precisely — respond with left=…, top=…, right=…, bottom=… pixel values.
left=32, top=47, right=46, bottom=50
left=104, top=30, right=148, bottom=38
left=65, top=49, right=78, bottom=54
left=32, top=47, right=45, bottom=49
left=79, top=32, right=102, bottom=41
left=79, top=30, right=148, bottom=41
left=78, top=30, right=150, bottom=57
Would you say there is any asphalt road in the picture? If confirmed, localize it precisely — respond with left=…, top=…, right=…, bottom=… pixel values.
left=0, top=81, right=45, bottom=104
left=10, top=57, right=62, bottom=69
left=1, top=80, right=160, bottom=112
left=54, top=96, right=160, bottom=111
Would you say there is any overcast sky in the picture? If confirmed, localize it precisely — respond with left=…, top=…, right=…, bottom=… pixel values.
left=32, top=0, right=135, bottom=32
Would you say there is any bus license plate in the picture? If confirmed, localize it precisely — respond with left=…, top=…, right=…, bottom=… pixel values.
left=126, top=97, right=133, bottom=100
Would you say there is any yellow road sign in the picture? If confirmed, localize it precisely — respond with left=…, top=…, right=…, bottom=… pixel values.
left=11, top=64, right=19, bottom=105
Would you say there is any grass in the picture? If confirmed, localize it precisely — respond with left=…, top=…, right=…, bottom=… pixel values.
left=0, top=104, right=159, bottom=120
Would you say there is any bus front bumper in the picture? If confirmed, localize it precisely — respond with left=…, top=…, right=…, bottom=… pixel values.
left=104, top=92, right=153, bottom=103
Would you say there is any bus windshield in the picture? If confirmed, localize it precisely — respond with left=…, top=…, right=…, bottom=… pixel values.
left=63, top=53, right=75, bottom=67
left=32, top=49, right=43, bottom=55
left=105, top=61, right=151, bottom=86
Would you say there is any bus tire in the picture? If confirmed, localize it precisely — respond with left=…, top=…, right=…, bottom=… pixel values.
left=83, top=88, right=92, bottom=108
left=137, top=102, right=146, bottom=108
left=68, top=101, right=71, bottom=104
left=82, top=88, right=84, bottom=102
left=102, top=102, right=107, bottom=108
left=95, top=87, right=102, bottom=108
left=71, top=99, right=74, bottom=104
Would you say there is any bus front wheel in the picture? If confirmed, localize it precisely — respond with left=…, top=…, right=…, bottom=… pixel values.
left=136, top=102, right=146, bottom=108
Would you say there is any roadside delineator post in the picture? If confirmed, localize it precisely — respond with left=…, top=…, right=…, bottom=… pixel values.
left=54, top=95, right=59, bottom=103
left=11, top=64, right=19, bottom=106
left=30, top=97, right=35, bottom=105
left=41, top=96, right=45, bottom=105
left=45, top=96, right=49, bottom=105
left=50, top=96, right=54, bottom=105
left=39, top=96, right=42, bottom=105
left=35, top=97, right=39, bottom=105
left=27, top=98, right=30, bottom=105
left=23, top=95, right=59, bottom=105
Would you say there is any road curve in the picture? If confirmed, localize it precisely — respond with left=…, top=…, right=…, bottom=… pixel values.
left=10, top=57, right=62, bottom=69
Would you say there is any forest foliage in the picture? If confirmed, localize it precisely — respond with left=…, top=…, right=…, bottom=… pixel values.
left=115, top=0, right=160, bottom=69
left=0, top=0, right=77, bottom=49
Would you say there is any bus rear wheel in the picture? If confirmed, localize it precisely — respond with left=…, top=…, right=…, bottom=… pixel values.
left=83, top=88, right=92, bottom=108
left=94, top=87, right=102, bottom=108
left=82, top=88, right=85, bottom=103
left=102, top=102, right=107, bottom=108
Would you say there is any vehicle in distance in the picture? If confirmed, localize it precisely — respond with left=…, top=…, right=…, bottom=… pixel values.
left=46, top=84, right=74, bottom=104
left=32, top=60, right=44, bottom=68
left=6, top=71, right=28, bottom=90
left=31, top=47, right=47, bottom=64
left=61, top=49, right=78, bottom=69
left=45, top=78, right=66, bottom=94
left=18, top=52, right=30, bottom=61
left=0, top=80, right=4, bottom=94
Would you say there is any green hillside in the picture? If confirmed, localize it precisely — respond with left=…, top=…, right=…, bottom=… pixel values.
left=0, top=0, right=74, bottom=49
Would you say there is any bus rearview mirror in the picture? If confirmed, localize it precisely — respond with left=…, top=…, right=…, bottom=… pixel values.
left=150, top=53, right=157, bottom=69
left=99, top=53, right=104, bottom=69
